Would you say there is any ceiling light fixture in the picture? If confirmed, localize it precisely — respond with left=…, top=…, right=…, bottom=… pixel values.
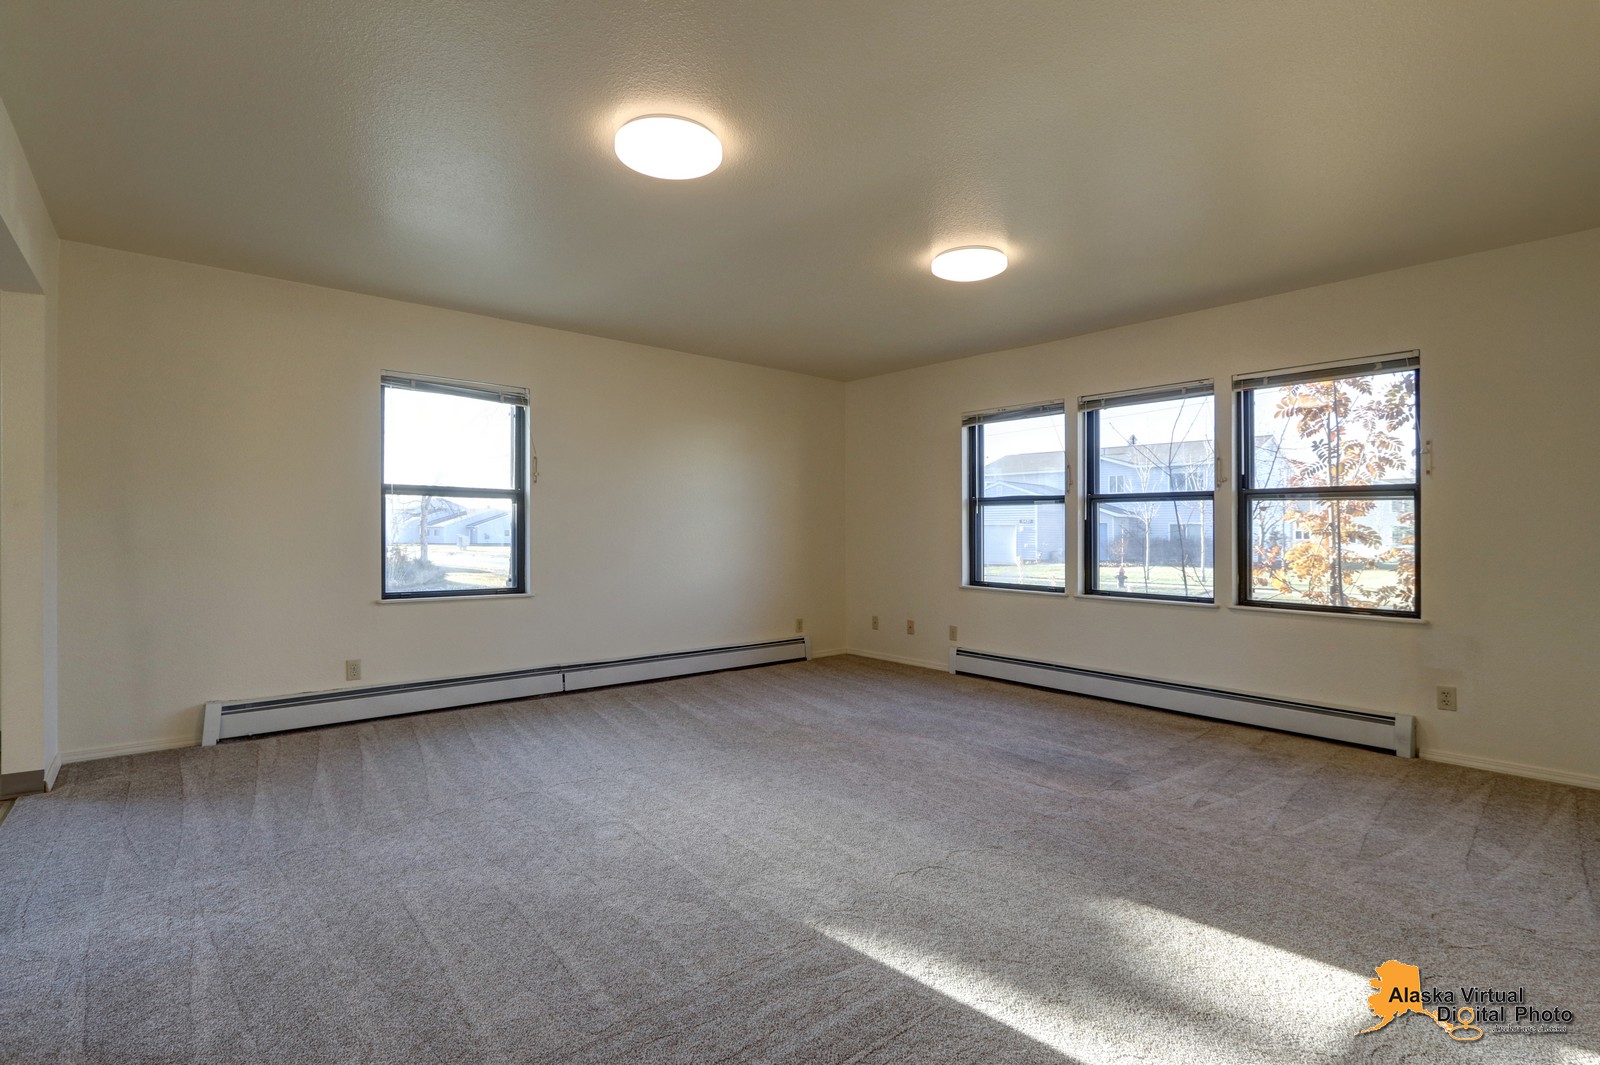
left=613, top=115, right=723, bottom=180
left=931, top=246, right=1008, bottom=282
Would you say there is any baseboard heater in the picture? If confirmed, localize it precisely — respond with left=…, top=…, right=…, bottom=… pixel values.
left=950, top=647, right=1415, bottom=757
left=202, top=637, right=809, bottom=745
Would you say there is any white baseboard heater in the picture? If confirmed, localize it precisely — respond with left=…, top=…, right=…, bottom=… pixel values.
left=950, top=647, right=1415, bottom=757
left=202, top=637, right=809, bottom=745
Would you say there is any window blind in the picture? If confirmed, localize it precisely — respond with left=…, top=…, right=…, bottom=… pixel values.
left=1233, top=352, right=1418, bottom=392
left=1077, top=380, right=1212, bottom=412
left=382, top=372, right=528, bottom=405
left=960, top=401, right=1065, bottom=427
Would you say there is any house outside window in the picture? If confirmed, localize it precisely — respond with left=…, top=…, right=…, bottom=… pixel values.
left=1081, top=382, right=1216, bottom=601
left=1236, top=353, right=1419, bottom=616
left=964, top=403, right=1068, bottom=592
left=381, top=373, right=529, bottom=598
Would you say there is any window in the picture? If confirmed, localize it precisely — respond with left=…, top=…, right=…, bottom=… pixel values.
left=382, top=374, right=529, bottom=598
left=964, top=404, right=1067, bottom=591
left=1236, top=354, right=1419, bottom=616
left=1082, top=383, right=1216, bottom=600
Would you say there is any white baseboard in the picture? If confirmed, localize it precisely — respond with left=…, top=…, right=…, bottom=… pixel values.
left=809, top=647, right=850, bottom=659
left=842, top=648, right=948, bottom=671
left=950, top=647, right=1416, bottom=757
left=206, top=637, right=808, bottom=745
left=1418, top=748, right=1600, bottom=791
left=62, top=736, right=197, bottom=765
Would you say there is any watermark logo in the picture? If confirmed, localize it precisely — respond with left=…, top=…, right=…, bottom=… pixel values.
left=1360, top=960, right=1575, bottom=1042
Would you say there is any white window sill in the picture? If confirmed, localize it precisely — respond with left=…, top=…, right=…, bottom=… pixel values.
left=376, top=592, right=534, bottom=604
left=1226, top=604, right=1427, bottom=625
left=960, top=583, right=1067, bottom=597
left=1072, top=593, right=1218, bottom=609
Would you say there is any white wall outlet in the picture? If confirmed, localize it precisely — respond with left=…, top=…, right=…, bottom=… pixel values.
left=795, top=617, right=804, bottom=634
left=1436, top=685, right=1458, bottom=712
left=871, top=615, right=879, bottom=630
left=948, top=625, right=958, bottom=642
left=906, top=619, right=915, bottom=636
left=345, top=659, right=362, bottom=682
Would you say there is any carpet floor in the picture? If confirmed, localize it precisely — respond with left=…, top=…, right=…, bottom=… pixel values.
left=0, top=655, right=1595, bottom=1064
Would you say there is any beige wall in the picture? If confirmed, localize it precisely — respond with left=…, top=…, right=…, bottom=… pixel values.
left=52, top=230, right=1600, bottom=787
left=0, top=96, right=55, bottom=293
left=57, top=243, right=845, bottom=760
left=845, top=228, right=1600, bottom=787
left=0, top=94, right=60, bottom=789
left=0, top=287, right=61, bottom=786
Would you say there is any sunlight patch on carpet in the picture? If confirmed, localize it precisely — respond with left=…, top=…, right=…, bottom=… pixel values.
left=815, top=906, right=1373, bottom=1064
left=1084, top=897, right=1368, bottom=1054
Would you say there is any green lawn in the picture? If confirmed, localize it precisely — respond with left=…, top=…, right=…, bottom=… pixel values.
left=979, top=562, right=1213, bottom=597
left=1092, top=564, right=1213, bottom=597
left=980, top=560, right=1409, bottom=608
left=389, top=544, right=514, bottom=592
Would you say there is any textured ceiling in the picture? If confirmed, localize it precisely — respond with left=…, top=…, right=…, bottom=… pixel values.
left=3, top=1, right=1599, bottom=380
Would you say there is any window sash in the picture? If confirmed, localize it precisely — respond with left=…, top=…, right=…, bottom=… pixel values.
left=382, top=482, right=518, bottom=499
left=970, top=500, right=1069, bottom=592
left=965, top=414, right=1067, bottom=591
left=1081, top=392, right=1216, bottom=603
left=382, top=379, right=529, bottom=599
left=1235, top=366, right=1420, bottom=617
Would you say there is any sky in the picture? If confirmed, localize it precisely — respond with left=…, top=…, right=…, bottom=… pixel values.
left=981, top=396, right=1214, bottom=468
left=980, top=376, right=1417, bottom=484
left=384, top=386, right=517, bottom=492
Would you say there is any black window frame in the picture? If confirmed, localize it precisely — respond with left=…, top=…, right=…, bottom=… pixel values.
left=1081, top=384, right=1217, bottom=603
left=380, top=374, right=529, bottom=600
left=964, top=403, right=1068, bottom=593
left=1235, top=355, right=1421, bottom=618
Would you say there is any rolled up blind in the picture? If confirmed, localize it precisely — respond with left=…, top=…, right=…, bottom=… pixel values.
left=961, top=401, right=1065, bottom=427
left=382, top=372, right=528, bottom=405
left=1078, top=380, right=1212, bottom=412
left=1234, top=351, right=1418, bottom=392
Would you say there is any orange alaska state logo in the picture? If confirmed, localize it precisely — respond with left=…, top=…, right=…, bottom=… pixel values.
left=1361, top=960, right=1484, bottom=1042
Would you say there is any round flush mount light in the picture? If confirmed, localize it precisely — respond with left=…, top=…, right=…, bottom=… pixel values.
left=613, top=115, right=723, bottom=179
left=931, top=246, right=1008, bottom=282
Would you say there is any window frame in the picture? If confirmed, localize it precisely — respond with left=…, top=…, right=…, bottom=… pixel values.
left=1234, top=355, right=1421, bottom=618
left=964, top=403, right=1068, bottom=594
left=1080, top=383, right=1217, bottom=603
left=380, top=373, right=530, bottom=600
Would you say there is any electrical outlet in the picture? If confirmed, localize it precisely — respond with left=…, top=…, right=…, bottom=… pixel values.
left=906, top=619, right=915, bottom=636
left=871, top=615, right=879, bottom=630
left=345, top=659, right=362, bottom=682
left=795, top=617, right=804, bottom=634
left=1436, top=685, right=1458, bottom=712
left=948, top=625, right=958, bottom=642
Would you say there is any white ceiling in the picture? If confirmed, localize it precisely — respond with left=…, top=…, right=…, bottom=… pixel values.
left=3, top=1, right=1598, bottom=380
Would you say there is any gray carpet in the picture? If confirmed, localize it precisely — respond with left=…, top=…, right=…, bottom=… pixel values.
left=1, top=655, right=1595, bottom=1064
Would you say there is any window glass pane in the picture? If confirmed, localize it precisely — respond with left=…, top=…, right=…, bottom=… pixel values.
left=1088, top=499, right=1214, bottom=598
left=977, top=500, right=1066, bottom=589
left=384, top=386, right=518, bottom=490
left=385, top=494, right=518, bottom=594
left=979, top=413, right=1066, bottom=498
left=1244, top=496, right=1416, bottom=612
left=1095, top=395, right=1214, bottom=493
left=1247, top=370, right=1417, bottom=489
